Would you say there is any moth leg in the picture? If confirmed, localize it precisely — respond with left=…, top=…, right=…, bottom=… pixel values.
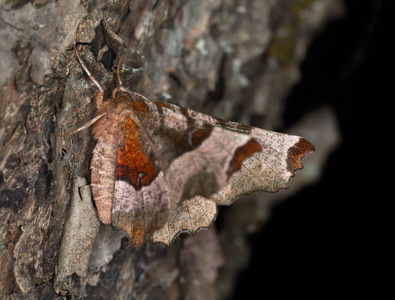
left=100, top=20, right=127, bottom=98
left=74, top=45, right=105, bottom=108
left=58, top=113, right=106, bottom=137
left=102, top=19, right=124, bottom=53
left=58, top=47, right=107, bottom=137
left=74, top=46, right=103, bottom=92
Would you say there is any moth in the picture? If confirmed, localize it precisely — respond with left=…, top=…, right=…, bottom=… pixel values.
left=65, top=46, right=314, bottom=248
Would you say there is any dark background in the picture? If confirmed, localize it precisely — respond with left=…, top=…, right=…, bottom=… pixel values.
left=234, top=0, right=388, bottom=297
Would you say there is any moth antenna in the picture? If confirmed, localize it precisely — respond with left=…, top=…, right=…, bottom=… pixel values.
left=116, top=55, right=123, bottom=87
left=111, top=56, right=125, bottom=99
left=74, top=46, right=103, bottom=92
left=58, top=113, right=107, bottom=137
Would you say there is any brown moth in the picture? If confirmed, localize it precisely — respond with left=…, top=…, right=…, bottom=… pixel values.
left=66, top=46, right=314, bottom=248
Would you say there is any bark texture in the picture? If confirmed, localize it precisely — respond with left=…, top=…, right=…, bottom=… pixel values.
left=0, top=0, right=342, bottom=298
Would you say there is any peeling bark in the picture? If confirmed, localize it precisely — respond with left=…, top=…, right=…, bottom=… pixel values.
left=0, top=0, right=342, bottom=298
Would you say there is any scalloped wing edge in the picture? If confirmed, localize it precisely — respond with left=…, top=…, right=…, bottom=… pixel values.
left=150, top=136, right=314, bottom=246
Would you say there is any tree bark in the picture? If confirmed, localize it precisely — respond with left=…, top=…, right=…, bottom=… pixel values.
left=0, top=0, right=342, bottom=298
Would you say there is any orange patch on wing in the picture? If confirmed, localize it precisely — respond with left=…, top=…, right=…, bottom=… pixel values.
left=155, top=102, right=172, bottom=109
left=286, top=138, right=315, bottom=172
left=191, top=128, right=210, bottom=146
left=116, top=117, right=158, bottom=188
left=228, top=139, right=262, bottom=175
left=129, top=98, right=149, bottom=113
